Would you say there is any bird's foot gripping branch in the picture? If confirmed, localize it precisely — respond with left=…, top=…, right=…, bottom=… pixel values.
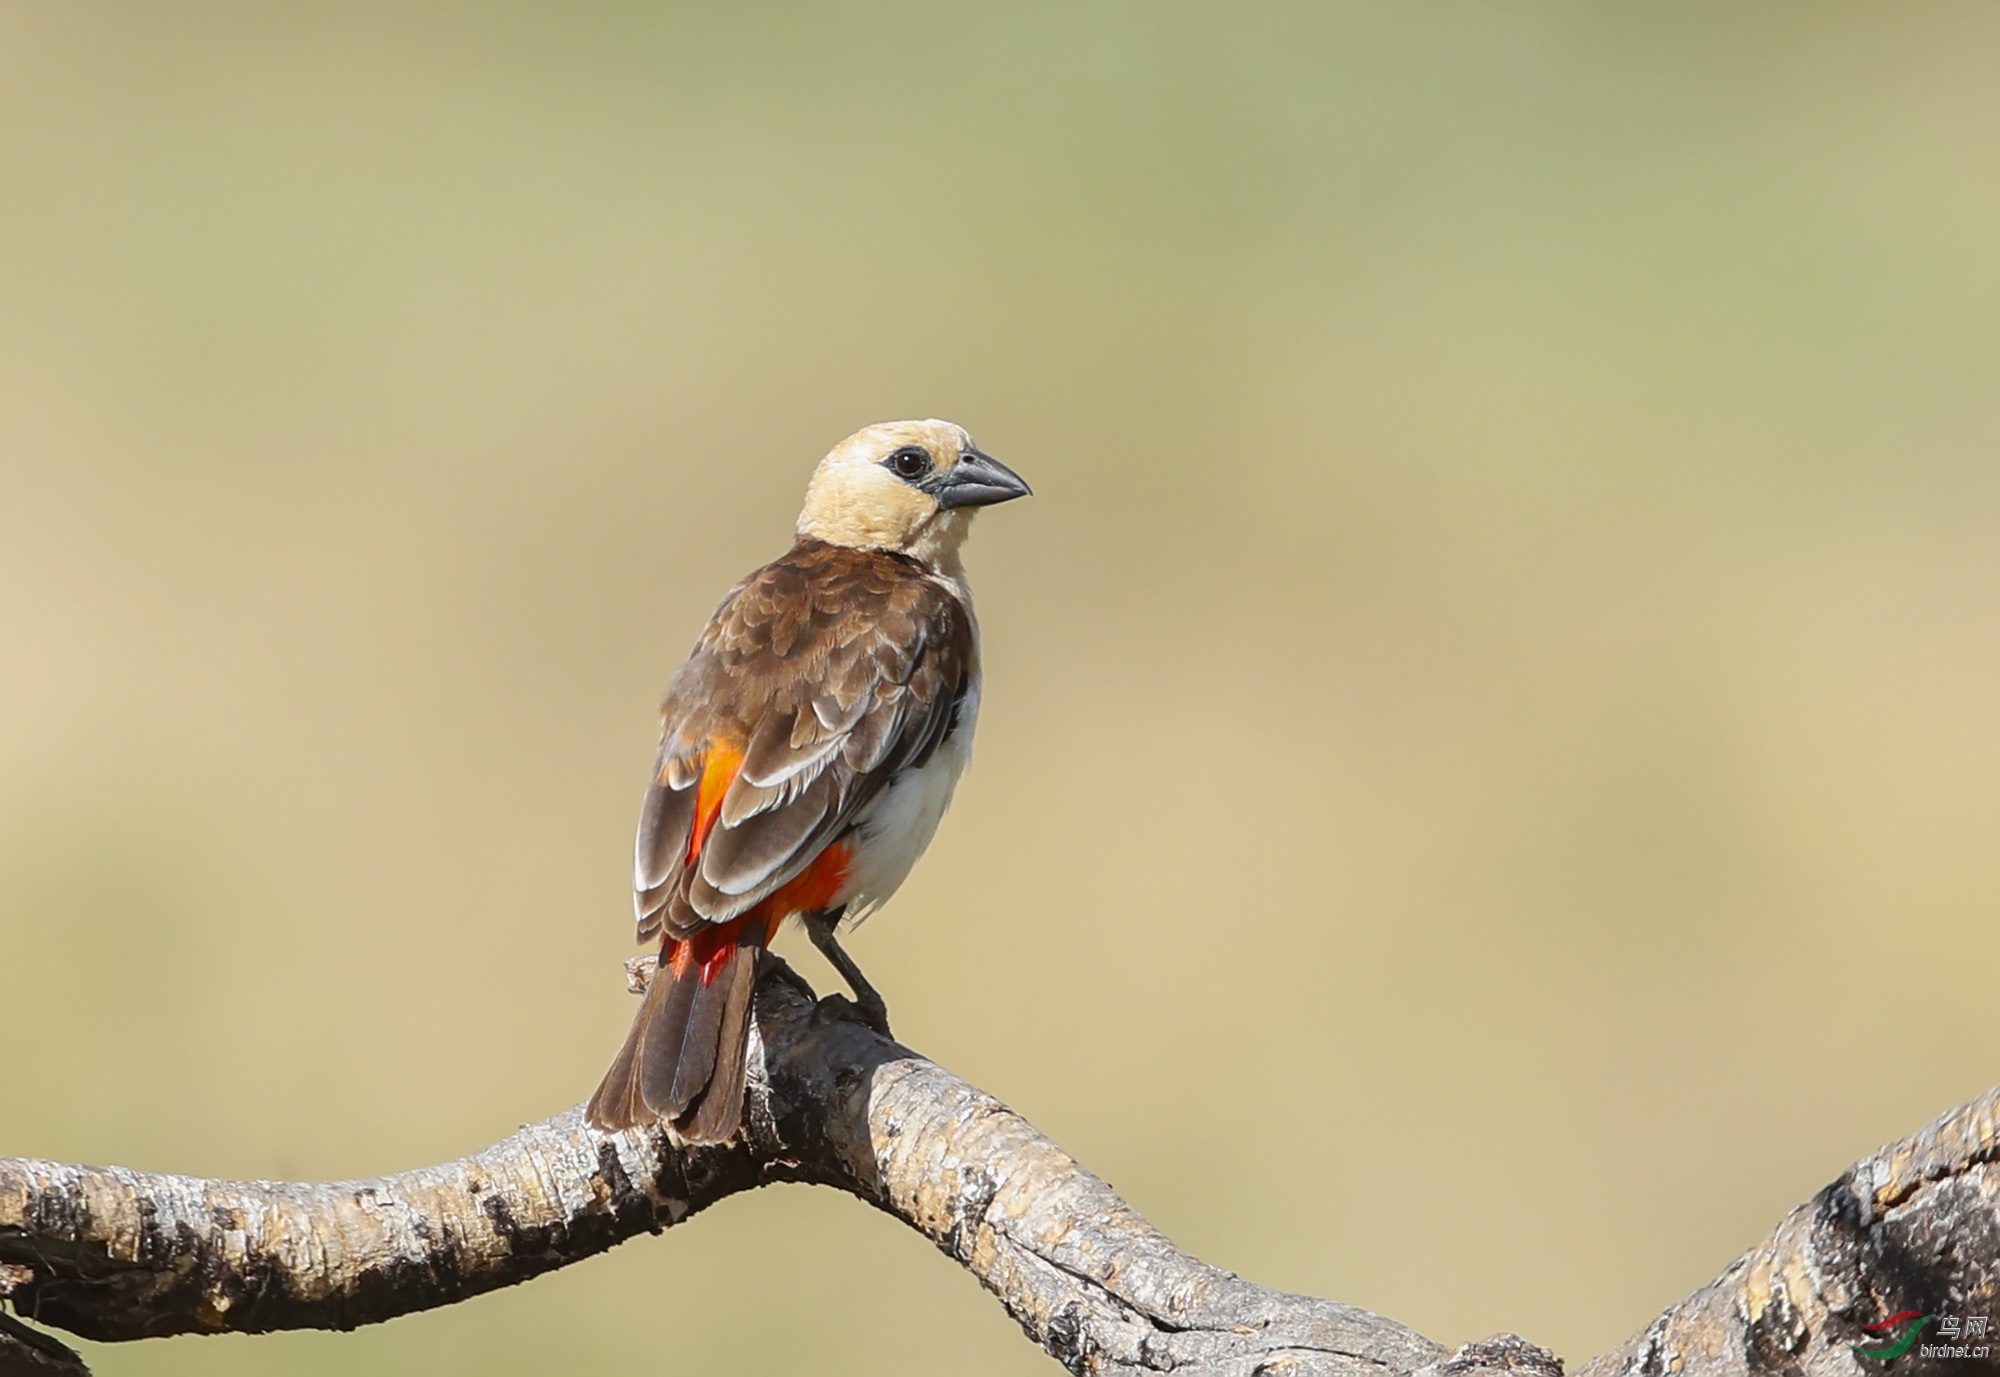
left=4, top=958, right=2000, bottom=1375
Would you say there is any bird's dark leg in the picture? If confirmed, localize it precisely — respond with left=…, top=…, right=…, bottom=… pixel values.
left=803, top=907, right=892, bottom=1038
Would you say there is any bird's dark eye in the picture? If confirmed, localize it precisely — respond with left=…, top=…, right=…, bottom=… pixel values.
left=885, top=446, right=933, bottom=481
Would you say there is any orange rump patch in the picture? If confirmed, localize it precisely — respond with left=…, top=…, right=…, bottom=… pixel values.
left=660, top=753, right=853, bottom=989
left=687, top=740, right=744, bottom=865
left=764, top=842, right=852, bottom=923
left=670, top=846, right=854, bottom=988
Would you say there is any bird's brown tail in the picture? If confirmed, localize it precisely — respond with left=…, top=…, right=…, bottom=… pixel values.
left=586, top=917, right=767, bottom=1144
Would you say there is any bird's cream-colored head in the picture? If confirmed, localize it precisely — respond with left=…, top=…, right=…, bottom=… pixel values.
left=796, top=419, right=1031, bottom=575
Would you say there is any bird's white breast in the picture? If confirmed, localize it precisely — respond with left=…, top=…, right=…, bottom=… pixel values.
left=839, top=673, right=981, bottom=924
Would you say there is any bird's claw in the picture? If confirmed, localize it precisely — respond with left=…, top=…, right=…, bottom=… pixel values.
left=857, top=993, right=893, bottom=1041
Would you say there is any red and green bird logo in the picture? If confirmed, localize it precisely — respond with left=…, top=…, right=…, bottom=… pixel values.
left=1850, top=1311, right=1935, bottom=1362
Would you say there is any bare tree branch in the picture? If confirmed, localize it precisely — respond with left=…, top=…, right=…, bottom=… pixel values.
left=4, top=955, right=1998, bottom=1376
left=1581, top=1086, right=2000, bottom=1377
left=0, top=1310, right=88, bottom=1377
left=0, top=960, right=1442, bottom=1376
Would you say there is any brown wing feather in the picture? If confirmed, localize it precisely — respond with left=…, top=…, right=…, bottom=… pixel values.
left=632, top=540, right=974, bottom=945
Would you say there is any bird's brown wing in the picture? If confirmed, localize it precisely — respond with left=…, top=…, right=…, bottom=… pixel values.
left=632, top=539, right=974, bottom=945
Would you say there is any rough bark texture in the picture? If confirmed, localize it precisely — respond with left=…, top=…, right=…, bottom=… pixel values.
left=0, top=959, right=1440, bottom=1376
left=3, top=957, right=1999, bottom=1376
left=1579, top=1087, right=2000, bottom=1377
left=0, top=1311, right=88, bottom=1377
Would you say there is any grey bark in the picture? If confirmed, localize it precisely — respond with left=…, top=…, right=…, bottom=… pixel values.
left=1578, top=1086, right=2000, bottom=1377
left=2, top=957, right=1997, bottom=1375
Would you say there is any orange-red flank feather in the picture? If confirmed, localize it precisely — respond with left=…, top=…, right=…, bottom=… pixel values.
left=668, top=741, right=852, bottom=987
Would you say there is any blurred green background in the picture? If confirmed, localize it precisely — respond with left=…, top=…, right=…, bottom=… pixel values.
left=4, top=3, right=1999, bottom=1373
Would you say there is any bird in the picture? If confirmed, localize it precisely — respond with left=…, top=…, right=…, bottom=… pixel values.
left=586, top=419, right=1030, bottom=1144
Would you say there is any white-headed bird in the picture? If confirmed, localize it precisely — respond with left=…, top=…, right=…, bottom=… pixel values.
left=587, top=420, right=1030, bottom=1143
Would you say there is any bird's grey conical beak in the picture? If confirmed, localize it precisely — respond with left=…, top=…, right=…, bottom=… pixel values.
left=935, top=449, right=1032, bottom=509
